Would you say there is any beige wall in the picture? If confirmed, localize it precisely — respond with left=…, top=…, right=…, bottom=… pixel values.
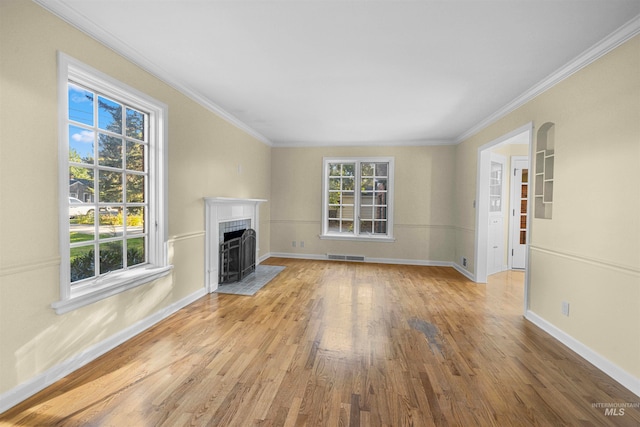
left=271, top=145, right=456, bottom=263
left=1, top=0, right=637, bottom=407
left=0, top=0, right=271, bottom=396
left=454, top=36, right=640, bottom=378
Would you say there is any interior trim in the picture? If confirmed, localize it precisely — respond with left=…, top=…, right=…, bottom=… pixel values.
left=530, top=245, right=640, bottom=276
left=0, top=287, right=207, bottom=414
left=456, top=14, right=640, bottom=143
left=33, top=0, right=272, bottom=147
left=0, top=256, right=60, bottom=277
left=525, top=310, right=640, bottom=398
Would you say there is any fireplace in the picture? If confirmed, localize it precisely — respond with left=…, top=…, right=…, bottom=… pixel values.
left=219, top=228, right=256, bottom=283
left=204, top=197, right=266, bottom=293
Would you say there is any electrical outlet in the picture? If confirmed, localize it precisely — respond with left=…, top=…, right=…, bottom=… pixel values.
left=462, top=257, right=467, bottom=267
left=300, top=241, right=304, bottom=248
left=562, top=301, right=570, bottom=316
left=292, top=241, right=296, bottom=248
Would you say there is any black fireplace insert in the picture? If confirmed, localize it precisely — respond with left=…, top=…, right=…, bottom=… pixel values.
left=219, top=228, right=256, bottom=284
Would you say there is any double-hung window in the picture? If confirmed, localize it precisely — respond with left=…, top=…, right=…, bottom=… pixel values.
left=321, top=157, right=394, bottom=241
left=53, top=53, right=171, bottom=314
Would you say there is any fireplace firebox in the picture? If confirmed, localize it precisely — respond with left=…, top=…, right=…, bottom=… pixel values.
left=219, top=228, right=256, bottom=284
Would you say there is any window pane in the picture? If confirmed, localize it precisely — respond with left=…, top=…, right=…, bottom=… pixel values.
left=70, top=245, right=95, bottom=283
left=126, top=108, right=145, bottom=141
left=329, top=177, right=341, bottom=190
left=342, top=164, right=355, bottom=176
left=361, top=193, right=374, bottom=206
left=69, top=167, right=94, bottom=202
left=375, top=163, right=388, bottom=176
left=490, top=161, right=502, bottom=213
left=373, top=221, right=387, bottom=234
left=98, top=96, right=122, bottom=134
left=360, top=206, right=373, bottom=220
left=68, top=84, right=94, bottom=126
left=328, top=220, right=340, bottom=232
left=127, top=207, right=145, bottom=234
left=341, top=191, right=354, bottom=205
left=126, top=140, right=145, bottom=172
left=70, top=222, right=94, bottom=245
left=99, top=171, right=123, bottom=203
left=127, top=237, right=145, bottom=267
left=341, top=220, right=353, bottom=233
left=330, top=206, right=344, bottom=219
left=100, top=241, right=123, bottom=274
left=342, top=205, right=354, bottom=220
left=361, top=178, right=374, bottom=191
left=99, top=209, right=120, bottom=239
left=374, top=206, right=387, bottom=219
left=361, top=163, right=374, bottom=176
left=98, top=133, right=123, bottom=168
left=329, top=163, right=341, bottom=176
left=342, top=177, right=354, bottom=191
left=360, top=221, right=372, bottom=233
left=126, top=174, right=145, bottom=203
left=69, top=125, right=94, bottom=164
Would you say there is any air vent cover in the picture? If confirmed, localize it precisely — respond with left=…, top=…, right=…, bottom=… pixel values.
left=327, top=254, right=365, bottom=262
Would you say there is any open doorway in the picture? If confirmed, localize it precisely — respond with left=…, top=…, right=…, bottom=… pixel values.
left=509, top=156, right=529, bottom=270
left=474, top=123, right=532, bottom=313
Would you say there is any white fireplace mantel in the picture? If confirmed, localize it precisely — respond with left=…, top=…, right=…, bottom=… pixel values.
left=204, top=197, right=267, bottom=293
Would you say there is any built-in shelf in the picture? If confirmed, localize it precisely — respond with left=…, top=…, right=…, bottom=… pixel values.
left=534, top=122, right=555, bottom=219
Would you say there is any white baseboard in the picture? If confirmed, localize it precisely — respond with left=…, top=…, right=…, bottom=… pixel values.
left=366, top=257, right=451, bottom=267
left=267, top=252, right=456, bottom=268
left=0, top=287, right=207, bottom=414
left=267, top=252, right=326, bottom=261
left=269, top=253, right=477, bottom=279
left=525, top=310, right=640, bottom=398
left=452, top=262, right=476, bottom=281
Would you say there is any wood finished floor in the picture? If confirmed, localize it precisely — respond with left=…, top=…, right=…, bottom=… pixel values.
left=1, top=258, right=638, bottom=426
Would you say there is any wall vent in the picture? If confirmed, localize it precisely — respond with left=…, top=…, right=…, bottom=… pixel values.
left=327, top=254, right=365, bottom=262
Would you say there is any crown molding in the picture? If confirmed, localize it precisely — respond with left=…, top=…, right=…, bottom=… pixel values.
left=34, top=1, right=639, bottom=148
left=34, top=0, right=273, bottom=147
left=272, top=138, right=455, bottom=148
left=455, top=14, right=640, bottom=144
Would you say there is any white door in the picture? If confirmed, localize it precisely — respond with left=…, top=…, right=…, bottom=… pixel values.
left=509, top=158, right=529, bottom=269
left=488, top=154, right=506, bottom=275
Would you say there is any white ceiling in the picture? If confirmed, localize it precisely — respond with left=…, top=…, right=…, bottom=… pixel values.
left=37, top=0, right=640, bottom=146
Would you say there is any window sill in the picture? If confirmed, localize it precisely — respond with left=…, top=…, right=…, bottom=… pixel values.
left=52, top=265, right=173, bottom=315
left=319, top=233, right=395, bottom=243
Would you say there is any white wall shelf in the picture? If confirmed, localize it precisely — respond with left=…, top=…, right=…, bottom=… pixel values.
left=534, top=122, right=555, bottom=219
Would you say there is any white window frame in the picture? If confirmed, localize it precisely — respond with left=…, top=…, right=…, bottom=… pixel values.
left=321, top=156, right=395, bottom=242
left=53, top=53, right=171, bottom=315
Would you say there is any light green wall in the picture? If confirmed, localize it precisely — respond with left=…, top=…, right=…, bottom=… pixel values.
left=0, top=0, right=271, bottom=395
left=454, top=35, right=640, bottom=378
left=270, top=145, right=456, bottom=263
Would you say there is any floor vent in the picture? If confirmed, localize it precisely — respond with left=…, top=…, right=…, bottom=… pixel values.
left=327, top=254, right=365, bottom=262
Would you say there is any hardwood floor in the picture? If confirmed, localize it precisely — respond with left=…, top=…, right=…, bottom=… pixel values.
left=1, top=258, right=638, bottom=426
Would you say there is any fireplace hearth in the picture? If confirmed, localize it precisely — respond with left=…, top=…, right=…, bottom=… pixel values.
left=219, top=228, right=256, bottom=284
left=204, top=197, right=266, bottom=293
